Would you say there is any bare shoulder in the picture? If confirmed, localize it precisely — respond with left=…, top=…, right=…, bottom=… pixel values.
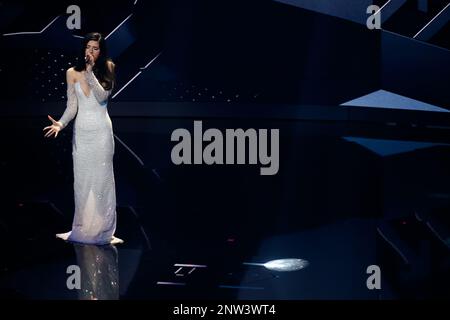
left=107, top=60, right=115, bottom=71
left=66, top=67, right=77, bottom=83
left=66, top=67, right=77, bottom=75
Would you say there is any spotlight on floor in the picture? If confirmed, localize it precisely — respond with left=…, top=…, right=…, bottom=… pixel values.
left=244, top=258, right=309, bottom=272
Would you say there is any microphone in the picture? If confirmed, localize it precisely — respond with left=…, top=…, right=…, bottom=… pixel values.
left=85, top=56, right=89, bottom=63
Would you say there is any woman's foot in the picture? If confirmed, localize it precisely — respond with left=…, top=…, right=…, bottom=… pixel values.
left=111, top=236, right=124, bottom=245
left=56, top=232, right=123, bottom=245
left=56, top=232, right=71, bottom=241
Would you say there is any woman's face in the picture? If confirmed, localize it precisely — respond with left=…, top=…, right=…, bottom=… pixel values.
left=85, top=40, right=100, bottom=62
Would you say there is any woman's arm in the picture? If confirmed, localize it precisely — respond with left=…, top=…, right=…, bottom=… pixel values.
left=58, top=68, right=78, bottom=128
left=84, top=61, right=114, bottom=103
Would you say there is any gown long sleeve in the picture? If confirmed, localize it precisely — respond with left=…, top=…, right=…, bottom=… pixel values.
left=84, top=69, right=112, bottom=103
left=58, top=82, right=78, bottom=128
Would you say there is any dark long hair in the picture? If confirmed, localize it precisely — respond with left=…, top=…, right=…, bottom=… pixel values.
left=74, top=32, right=115, bottom=91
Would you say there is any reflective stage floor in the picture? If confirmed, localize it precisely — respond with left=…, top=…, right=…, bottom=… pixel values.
left=1, top=114, right=449, bottom=299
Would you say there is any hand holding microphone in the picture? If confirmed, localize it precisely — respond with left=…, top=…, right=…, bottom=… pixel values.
left=85, top=52, right=95, bottom=71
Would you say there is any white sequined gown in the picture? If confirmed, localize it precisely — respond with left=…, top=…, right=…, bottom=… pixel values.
left=56, top=69, right=122, bottom=245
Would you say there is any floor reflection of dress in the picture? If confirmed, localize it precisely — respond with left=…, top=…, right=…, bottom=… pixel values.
left=73, top=243, right=119, bottom=300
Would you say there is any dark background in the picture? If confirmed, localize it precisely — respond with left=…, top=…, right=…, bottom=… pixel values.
left=0, top=0, right=449, bottom=300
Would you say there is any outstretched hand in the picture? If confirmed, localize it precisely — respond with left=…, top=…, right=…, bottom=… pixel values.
left=43, top=115, right=63, bottom=138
